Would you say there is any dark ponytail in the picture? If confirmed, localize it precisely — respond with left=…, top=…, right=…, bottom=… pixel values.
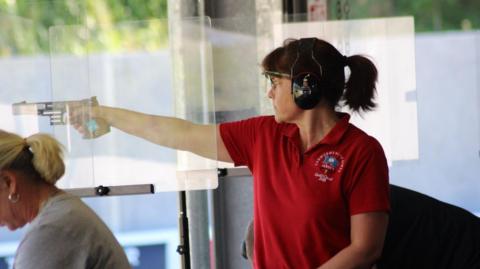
left=343, top=55, right=378, bottom=112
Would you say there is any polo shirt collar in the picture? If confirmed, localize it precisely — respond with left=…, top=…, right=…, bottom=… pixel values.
left=282, top=112, right=351, bottom=147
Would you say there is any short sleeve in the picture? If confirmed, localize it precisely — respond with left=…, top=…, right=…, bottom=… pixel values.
left=344, top=137, right=390, bottom=216
left=219, top=116, right=266, bottom=168
left=15, top=226, right=87, bottom=269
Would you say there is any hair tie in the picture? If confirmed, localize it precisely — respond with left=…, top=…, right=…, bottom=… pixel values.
left=23, top=138, right=31, bottom=150
left=342, top=55, right=349, bottom=67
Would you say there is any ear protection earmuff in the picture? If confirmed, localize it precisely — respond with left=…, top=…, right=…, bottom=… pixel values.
left=291, top=38, right=323, bottom=110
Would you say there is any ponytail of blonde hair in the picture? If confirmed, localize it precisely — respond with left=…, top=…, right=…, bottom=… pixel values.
left=0, top=130, right=65, bottom=184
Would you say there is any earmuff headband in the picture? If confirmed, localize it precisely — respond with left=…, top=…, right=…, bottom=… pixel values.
left=291, top=38, right=323, bottom=78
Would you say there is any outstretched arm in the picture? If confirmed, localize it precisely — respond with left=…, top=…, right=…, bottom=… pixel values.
left=70, top=105, right=233, bottom=163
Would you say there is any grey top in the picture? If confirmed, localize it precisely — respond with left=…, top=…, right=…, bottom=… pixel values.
left=14, top=192, right=131, bottom=269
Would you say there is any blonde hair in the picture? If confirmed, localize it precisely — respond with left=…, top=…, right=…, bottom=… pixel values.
left=0, top=130, right=65, bottom=184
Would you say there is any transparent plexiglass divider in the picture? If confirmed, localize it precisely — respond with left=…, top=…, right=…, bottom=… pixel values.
left=49, top=24, right=95, bottom=189
left=269, top=16, right=418, bottom=165
left=207, top=17, right=270, bottom=169
left=206, top=16, right=418, bottom=166
left=209, top=17, right=263, bottom=117
left=171, top=17, right=218, bottom=190
left=49, top=17, right=218, bottom=192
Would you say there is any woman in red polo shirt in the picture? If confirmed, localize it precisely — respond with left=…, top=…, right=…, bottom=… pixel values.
left=71, top=37, right=389, bottom=269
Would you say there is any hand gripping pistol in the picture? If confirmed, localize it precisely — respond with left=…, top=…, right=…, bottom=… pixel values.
left=12, top=96, right=110, bottom=139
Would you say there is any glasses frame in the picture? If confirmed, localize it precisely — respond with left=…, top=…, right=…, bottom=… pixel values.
left=262, top=70, right=291, bottom=79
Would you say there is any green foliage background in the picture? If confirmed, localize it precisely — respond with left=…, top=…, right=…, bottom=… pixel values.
left=337, top=0, right=479, bottom=32
left=0, top=0, right=478, bottom=56
left=0, top=0, right=168, bottom=56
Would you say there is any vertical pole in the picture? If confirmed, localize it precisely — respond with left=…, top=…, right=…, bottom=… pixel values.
left=177, top=191, right=191, bottom=269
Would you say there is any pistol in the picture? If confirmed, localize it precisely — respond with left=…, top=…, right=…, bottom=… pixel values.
left=12, top=96, right=110, bottom=139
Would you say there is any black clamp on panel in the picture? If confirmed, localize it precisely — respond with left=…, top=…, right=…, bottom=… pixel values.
left=176, top=245, right=188, bottom=255
left=217, top=168, right=228, bottom=177
left=94, top=185, right=110, bottom=196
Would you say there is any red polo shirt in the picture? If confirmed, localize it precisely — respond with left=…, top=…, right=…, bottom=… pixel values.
left=219, top=113, right=390, bottom=268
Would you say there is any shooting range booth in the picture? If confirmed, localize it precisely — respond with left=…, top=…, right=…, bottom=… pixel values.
left=1, top=0, right=480, bottom=268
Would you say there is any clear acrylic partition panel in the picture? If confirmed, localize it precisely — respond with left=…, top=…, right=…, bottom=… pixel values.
left=49, top=17, right=218, bottom=191
left=208, top=17, right=268, bottom=168
left=171, top=17, right=218, bottom=190
left=270, top=16, right=418, bottom=165
left=48, top=24, right=94, bottom=188
left=209, top=17, right=263, bottom=119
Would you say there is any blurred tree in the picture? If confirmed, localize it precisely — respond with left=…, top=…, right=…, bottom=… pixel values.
left=331, top=0, right=479, bottom=32
left=0, top=0, right=168, bottom=56
left=1, top=0, right=479, bottom=55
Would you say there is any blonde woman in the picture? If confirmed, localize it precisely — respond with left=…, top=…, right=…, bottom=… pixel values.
left=0, top=130, right=130, bottom=269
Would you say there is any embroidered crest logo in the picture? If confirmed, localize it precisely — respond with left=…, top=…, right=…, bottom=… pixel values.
left=314, top=151, right=344, bottom=182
